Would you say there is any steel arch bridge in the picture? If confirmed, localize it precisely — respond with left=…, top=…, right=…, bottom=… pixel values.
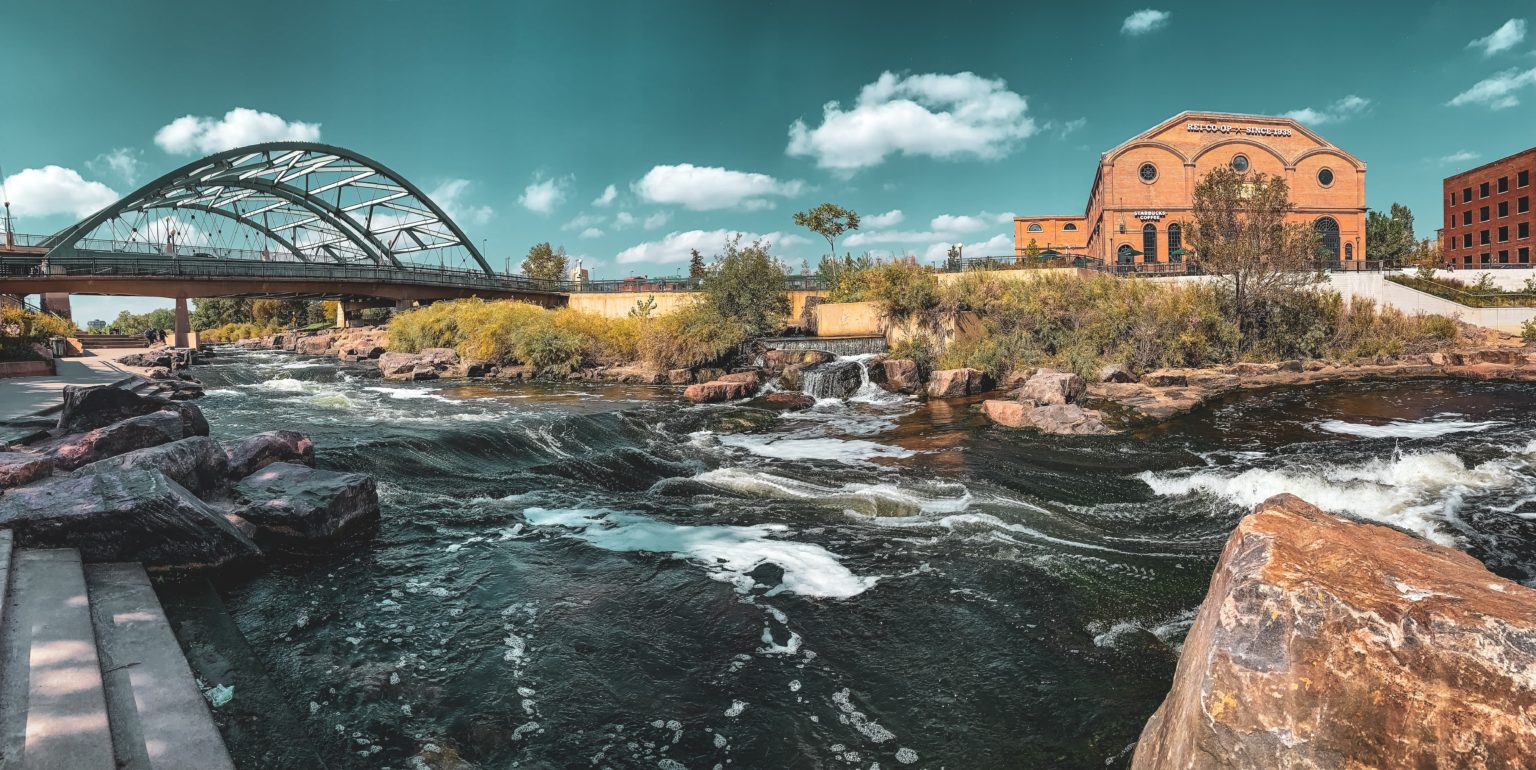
left=41, top=142, right=494, bottom=274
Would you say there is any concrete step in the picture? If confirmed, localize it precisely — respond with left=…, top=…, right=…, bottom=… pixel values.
left=85, top=563, right=235, bottom=770
left=0, top=549, right=115, bottom=769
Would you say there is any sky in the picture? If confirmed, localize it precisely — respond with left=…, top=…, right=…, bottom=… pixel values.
left=3, top=0, right=1535, bottom=322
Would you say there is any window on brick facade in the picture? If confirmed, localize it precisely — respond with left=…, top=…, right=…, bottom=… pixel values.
left=1449, top=192, right=1457, bottom=206
left=1521, top=247, right=1531, bottom=263
left=1481, top=252, right=1491, bottom=263
left=1464, top=186, right=1473, bottom=200
left=1499, top=226, right=1509, bottom=242
left=1499, top=250, right=1510, bottom=263
left=1481, top=230, right=1491, bottom=245
left=1481, top=206, right=1490, bottom=221
left=1462, top=210, right=1472, bottom=225
left=1167, top=224, right=1182, bottom=261
left=1499, top=177, right=1509, bottom=193
left=1500, top=201, right=1509, bottom=217
left=1142, top=223, right=1158, bottom=262
left=1481, top=182, right=1490, bottom=198
left=1520, top=222, right=1530, bottom=239
left=1520, top=196, right=1529, bottom=214
left=1520, top=170, right=1530, bottom=188
left=1464, top=254, right=1473, bottom=265
left=1314, top=217, right=1340, bottom=260
left=1464, top=233, right=1473, bottom=248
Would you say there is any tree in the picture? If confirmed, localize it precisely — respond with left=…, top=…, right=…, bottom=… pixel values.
left=1185, top=167, right=1323, bottom=348
left=945, top=244, right=962, bottom=272
left=1365, top=203, right=1416, bottom=267
left=1020, top=238, right=1042, bottom=265
left=190, top=298, right=253, bottom=330
left=521, top=242, right=568, bottom=282
left=701, top=236, right=790, bottom=336
left=793, top=203, right=860, bottom=259
left=688, top=249, right=707, bottom=283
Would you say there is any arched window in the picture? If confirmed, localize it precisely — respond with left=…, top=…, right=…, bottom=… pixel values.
left=1027, top=223, right=1043, bottom=232
left=1167, top=224, right=1182, bottom=262
left=1062, top=223, right=1078, bottom=231
left=1142, top=223, right=1158, bottom=263
left=1117, top=244, right=1136, bottom=265
left=1345, top=243, right=1354, bottom=261
left=1314, top=217, right=1340, bottom=262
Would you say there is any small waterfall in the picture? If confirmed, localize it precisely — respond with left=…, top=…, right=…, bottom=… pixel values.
left=800, top=360, right=865, bottom=399
left=760, top=336, right=888, bottom=357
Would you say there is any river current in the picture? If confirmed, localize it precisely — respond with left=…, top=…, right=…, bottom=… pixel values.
left=191, top=349, right=1536, bottom=769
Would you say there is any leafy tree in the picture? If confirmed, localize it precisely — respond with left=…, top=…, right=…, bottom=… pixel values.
left=701, top=236, right=789, bottom=336
left=793, top=203, right=860, bottom=259
left=111, top=308, right=176, bottom=335
left=945, top=244, right=962, bottom=272
left=688, top=249, right=708, bottom=283
left=1019, top=238, right=1042, bottom=265
left=521, top=242, right=568, bottom=282
left=1185, top=167, right=1323, bottom=348
left=1365, top=203, right=1416, bottom=267
left=190, top=298, right=253, bottom=330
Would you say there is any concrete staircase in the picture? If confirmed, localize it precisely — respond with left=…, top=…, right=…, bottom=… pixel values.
left=75, top=335, right=152, bottom=350
left=0, top=531, right=235, bottom=769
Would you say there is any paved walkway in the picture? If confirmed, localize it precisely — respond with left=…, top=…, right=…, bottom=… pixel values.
left=0, top=349, right=152, bottom=430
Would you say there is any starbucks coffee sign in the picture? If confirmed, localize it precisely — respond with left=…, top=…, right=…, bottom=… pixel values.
left=1186, top=122, right=1292, bottom=137
left=1134, top=210, right=1166, bottom=221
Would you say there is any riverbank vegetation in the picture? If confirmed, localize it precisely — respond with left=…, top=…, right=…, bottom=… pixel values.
left=1387, top=272, right=1536, bottom=308
left=193, top=298, right=338, bottom=343
left=0, top=305, right=76, bottom=361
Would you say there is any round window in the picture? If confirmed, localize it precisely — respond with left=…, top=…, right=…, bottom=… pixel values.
left=1230, top=154, right=1249, bottom=173
left=1318, top=167, right=1334, bottom=187
left=1139, top=163, right=1158, bottom=183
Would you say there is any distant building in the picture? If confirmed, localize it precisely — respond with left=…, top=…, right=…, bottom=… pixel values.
left=1016, top=111, right=1367, bottom=268
left=1441, top=147, right=1534, bottom=267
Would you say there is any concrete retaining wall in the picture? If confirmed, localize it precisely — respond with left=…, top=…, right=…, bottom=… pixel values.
left=567, top=289, right=826, bottom=323
left=813, top=302, right=883, bottom=337
left=0, top=359, right=56, bottom=378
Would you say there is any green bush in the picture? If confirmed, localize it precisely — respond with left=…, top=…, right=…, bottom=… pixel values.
left=865, top=262, right=939, bottom=318
left=638, top=304, right=751, bottom=369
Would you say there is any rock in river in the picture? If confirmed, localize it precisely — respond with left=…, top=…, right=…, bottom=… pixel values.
left=50, top=410, right=188, bottom=471
left=233, top=462, right=380, bottom=540
left=0, top=451, right=53, bottom=489
left=56, top=384, right=169, bottom=433
left=926, top=368, right=992, bottom=398
left=1131, top=493, right=1536, bottom=770
left=224, top=430, right=316, bottom=480
left=78, top=436, right=231, bottom=497
left=1016, top=369, right=1086, bottom=406
left=0, top=468, right=260, bottom=570
left=799, top=360, right=863, bottom=399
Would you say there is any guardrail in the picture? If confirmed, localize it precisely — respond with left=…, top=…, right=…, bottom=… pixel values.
left=1386, top=274, right=1536, bottom=308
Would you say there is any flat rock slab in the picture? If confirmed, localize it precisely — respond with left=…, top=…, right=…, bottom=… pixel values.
left=1132, top=493, right=1536, bottom=770
left=233, top=462, right=379, bottom=540
left=77, top=436, right=230, bottom=498
left=48, top=411, right=187, bottom=472
left=55, top=385, right=168, bottom=434
left=0, top=469, right=259, bottom=570
left=223, top=431, right=315, bottom=480
left=0, top=452, right=53, bottom=489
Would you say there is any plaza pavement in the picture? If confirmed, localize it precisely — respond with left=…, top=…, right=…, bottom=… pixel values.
left=0, top=348, right=153, bottom=436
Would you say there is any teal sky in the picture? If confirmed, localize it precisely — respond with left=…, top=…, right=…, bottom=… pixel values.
left=4, top=0, right=1534, bottom=322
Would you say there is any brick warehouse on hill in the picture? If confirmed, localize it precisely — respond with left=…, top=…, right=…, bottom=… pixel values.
left=1442, top=147, right=1535, bottom=268
left=1015, top=112, right=1367, bottom=269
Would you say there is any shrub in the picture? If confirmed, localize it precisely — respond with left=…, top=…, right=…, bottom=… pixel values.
left=1523, top=317, right=1536, bottom=342
left=638, top=304, right=751, bottom=369
left=864, top=262, right=939, bottom=318
left=701, top=237, right=789, bottom=336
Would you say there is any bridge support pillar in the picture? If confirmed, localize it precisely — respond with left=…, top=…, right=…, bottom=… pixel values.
left=173, top=297, right=190, bottom=348
left=42, top=293, right=73, bottom=320
left=335, top=301, right=373, bottom=329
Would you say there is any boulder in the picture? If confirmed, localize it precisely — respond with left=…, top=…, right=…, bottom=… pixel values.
left=232, top=462, right=380, bottom=540
left=882, top=359, right=923, bottom=394
left=799, top=360, right=863, bottom=399
left=0, top=468, right=260, bottom=569
left=980, top=399, right=1030, bottom=428
left=1131, top=494, right=1536, bottom=770
left=50, top=410, right=187, bottom=471
left=1098, top=364, right=1136, bottom=383
left=295, top=333, right=336, bottom=355
left=1018, top=369, right=1086, bottom=406
left=683, top=380, right=756, bottom=403
left=117, top=351, right=173, bottom=368
left=78, top=436, right=230, bottom=497
left=778, top=364, right=806, bottom=391
left=378, top=348, right=461, bottom=380
left=0, top=451, right=53, bottom=489
left=667, top=368, right=693, bottom=385
left=926, top=368, right=992, bottom=398
left=1140, top=370, right=1189, bottom=388
left=596, top=364, right=668, bottom=384
left=225, top=430, right=316, bottom=479
left=717, top=370, right=763, bottom=386
left=757, top=392, right=816, bottom=411
left=56, top=385, right=169, bottom=434
left=762, top=349, right=835, bottom=372
left=169, top=401, right=211, bottom=438
left=982, top=400, right=1110, bottom=435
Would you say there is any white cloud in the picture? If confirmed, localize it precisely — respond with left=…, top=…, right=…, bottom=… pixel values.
left=929, top=211, right=1013, bottom=233
left=1282, top=94, right=1371, bottom=125
left=1121, top=9, right=1170, bottom=36
left=786, top=71, right=1037, bottom=173
left=427, top=178, right=493, bottom=226
left=615, top=230, right=809, bottom=265
left=1059, top=117, right=1087, bottom=137
left=1438, top=150, right=1481, bottom=165
left=87, top=148, right=144, bottom=185
left=642, top=212, right=670, bottom=229
left=1469, top=19, right=1527, bottom=56
left=2, top=166, right=119, bottom=219
left=562, top=213, right=606, bottom=231
left=153, top=107, right=320, bottom=155
left=845, top=210, right=1013, bottom=247
left=864, top=209, right=905, bottom=228
left=922, top=233, right=1011, bottom=263
left=579, top=227, right=604, bottom=239
left=633, top=163, right=804, bottom=210
left=614, top=212, right=638, bottom=228
left=518, top=174, right=572, bottom=214
left=592, top=184, right=618, bottom=207
left=1448, top=66, right=1536, bottom=109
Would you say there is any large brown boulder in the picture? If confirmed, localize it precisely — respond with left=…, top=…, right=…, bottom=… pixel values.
left=926, top=368, right=992, bottom=398
left=77, top=436, right=230, bottom=497
left=232, top=462, right=380, bottom=541
left=1132, top=494, right=1536, bottom=770
left=224, top=431, right=316, bottom=479
left=56, top=385, right=168, bottom=434
left=982, top=400, right=1110, bottom=435
left=1017, top=369, right=1086, bottom=406
left=683, top=380, right=756, bottom=403
left=762, top=349, right=835, bottom=373
left=49, top=410, right=187, bottom=471
left=378, top=348, right=461, bottom=381
left=0, top=451, right=53, bottom=489
left=882, top=359, right=923, bottom=394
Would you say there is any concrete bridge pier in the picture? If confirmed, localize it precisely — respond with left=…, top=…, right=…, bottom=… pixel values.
left=174, top=296, right=190, bottom=348
left=42, top=293, right=73, bottom=320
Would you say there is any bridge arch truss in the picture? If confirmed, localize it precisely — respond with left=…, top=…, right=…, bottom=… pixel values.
left=40, top=142, right=493, bottom=275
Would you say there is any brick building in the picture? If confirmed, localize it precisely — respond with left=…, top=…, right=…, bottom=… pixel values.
left=1442, top=147, right=1535, bottom=267
left=1017, top=112, right=1367, bottom=268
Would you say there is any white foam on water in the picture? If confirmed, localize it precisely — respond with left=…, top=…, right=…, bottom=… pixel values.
left=1139, top=449, right=1536, bottom=546
left=1318, top=416, right=1504, bottom=439
left=717, top=434, right=914, bottom=463
left=522, top=507, right=876, bottom=599
left=279, top=361, right=327, bottom=370
left=693, top=467, right=972, bottom=516
left=363, top=386, right=455, bottom=403
left=245, top=377, right=320, bottom=393
left=203, top=388, right=242, bottom=397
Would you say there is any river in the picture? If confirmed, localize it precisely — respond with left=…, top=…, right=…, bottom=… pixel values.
left=190, top=348, right=1536, bottom=769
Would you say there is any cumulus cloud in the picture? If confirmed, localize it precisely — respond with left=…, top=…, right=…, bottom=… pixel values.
left=1448, top=66, right=1536, bottom=109
left=87, top=148, right=144, bottom=185
left=427, top=179, right=493, bottom=226
left=519, top=174, right=572, bottom=214
left=845, top=210, right=1014, bottom=247
left=579, top=227, right=604, bottom=239
left=615, top=230, right=808, bottom=265
left=2, top=166, right=119, bottom=219
left=1282, top=95, right=1371, bottom=125
left=633, top=164, right=804, bottom=210
left=1469, top=19, right=1527, bottom=56
left=1121, top=9, right=1170, bottom=35
left=786, top=71, right=1037, bottom=173
left=592, top=184, right=618, bottom=206
left=864, top=209, right=905, bottom=228
left=153, top=107, right=321, bottom=154
left=642, top=212, right=670, bottom=229
left=922, top=233, right=1011, bottom=263
left=614, top=212, right=638, bottom=228
left=1438, top=150, right=1481, bottom=165
left=562, top=213, right=606, bottom=231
